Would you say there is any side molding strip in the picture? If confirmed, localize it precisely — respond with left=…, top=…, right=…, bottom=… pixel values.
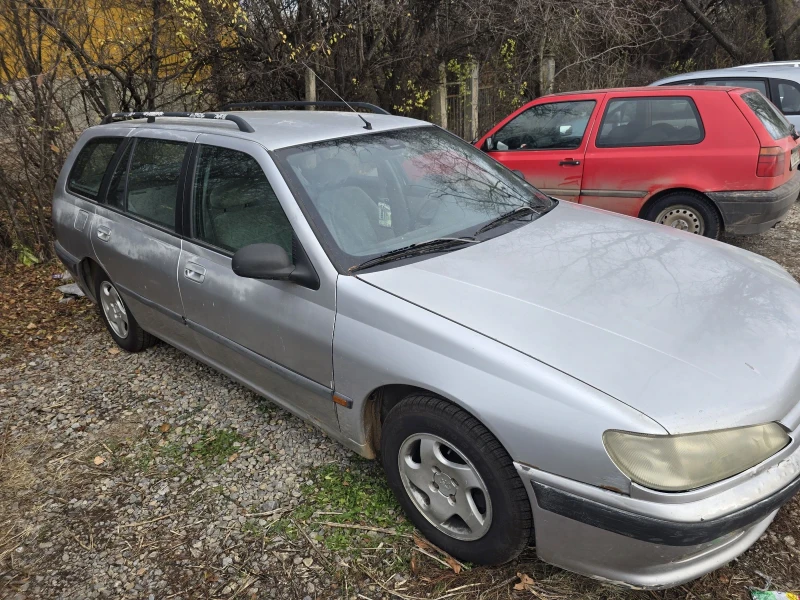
left=115, top=282, right=184, bottom=323
left=186, top=319, right=333, bottom=401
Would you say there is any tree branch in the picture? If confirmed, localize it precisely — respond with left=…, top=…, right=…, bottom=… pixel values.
left=679, top=0, right=744, bottom=63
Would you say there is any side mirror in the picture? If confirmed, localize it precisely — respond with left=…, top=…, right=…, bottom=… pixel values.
left=232, top=242, right=320, bottom=290
left=483, top=136, right=495, bottom=151
left=232, top=243, right=293, bottom=280
left=511, top=169, right=525, bottom=180
left=792, top=124, right=799, bottom=141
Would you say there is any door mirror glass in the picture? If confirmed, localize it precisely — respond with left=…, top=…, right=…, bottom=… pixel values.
left=483, top=136, right=495, bottom=151
left=232, top=243, right=293, bottom=280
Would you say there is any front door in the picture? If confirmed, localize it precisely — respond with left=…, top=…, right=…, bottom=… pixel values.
left=177, top=133, right=339, bottom=431
left=483, top=95, right=602, bottom=200
left=91, top=130, right=196, bottom=350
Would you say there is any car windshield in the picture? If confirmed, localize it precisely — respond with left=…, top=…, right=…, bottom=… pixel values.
left=276, top=126, right=555, bottom=271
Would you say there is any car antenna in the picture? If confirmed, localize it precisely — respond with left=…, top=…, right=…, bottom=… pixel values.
left=302, top=62, right=372, bottom=130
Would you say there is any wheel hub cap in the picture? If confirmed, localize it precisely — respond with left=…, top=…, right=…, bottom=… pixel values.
left=433, top=471, right=457, bottom=497
left=398, top=433, right=492, bottom=541
left=100, top=281, right=129, bottom=339
left=655, top=205, right=704, bottom=235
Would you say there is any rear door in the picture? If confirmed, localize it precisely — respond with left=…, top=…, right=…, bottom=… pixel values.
left=178, top=133, right=339, bottom=431
left=479, top=94, right=603, bottom=200
left=580, top=93, right=706, bottom=215
left=91, top=129, right=196, bottom=350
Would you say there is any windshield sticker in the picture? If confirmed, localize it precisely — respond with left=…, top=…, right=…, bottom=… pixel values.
left=378, top=201, right=392, bottom=228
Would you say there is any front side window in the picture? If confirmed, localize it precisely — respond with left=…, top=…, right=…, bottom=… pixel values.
left=276, top=127, right=555, bottom=271
left=192, top=145, right=293, bottom=256
left=742, top=91, right=793, bottom=140
left=597, top=97, right=704, bottom=147
left=67, top=137, right=122, bottom=200
left=492, top=101, right=596, bottom=150
left=125, top=138, right=187, bottom=230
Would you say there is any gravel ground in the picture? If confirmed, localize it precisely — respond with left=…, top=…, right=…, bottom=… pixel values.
left=2, top=203, right=800, bottom=600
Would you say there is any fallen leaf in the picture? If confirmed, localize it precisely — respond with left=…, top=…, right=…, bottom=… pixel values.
left=445, top=555, right=461, bottom=574
left=228, top=453, right=238, bottom=463
left=26, top=322, right=36, bottom=329
left=410, top=553, right=419, bottom=574
left=159, top=423, right=171, bottom=433
left=302, top=557, right=313, bottom=567
left=108, top=348, right=120, bottom=355
left=50, top=143, right=60, bottom=153
left=93, top=456, right=106, bottom=465
left=513, top=572, right=534, bottom=591
left=137, top=567, right=146, bottom=576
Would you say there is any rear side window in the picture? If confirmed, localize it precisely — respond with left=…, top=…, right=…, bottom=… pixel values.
left=125, top=139, right=187, bottom=230
left=774, top=80, right=800, bottom=115
left=742, top=91, right=793, bottom=140
left=192, top=145, right=293, bottom=256
left=596, top=97, right=704, bottom=147
left=492, top=101, right=596, bottom=150
left=67, top=137, right=122, bottom=200
left=703, top=78, right=768, bottom=95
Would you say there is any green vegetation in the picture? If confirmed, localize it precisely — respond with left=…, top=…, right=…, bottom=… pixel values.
left=292, top=460, right=412, bottom=553
left=190, top=428, right=245, bottom=464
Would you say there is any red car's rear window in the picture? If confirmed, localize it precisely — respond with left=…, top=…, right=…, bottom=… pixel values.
left=741, top=91, right=793, bottom=140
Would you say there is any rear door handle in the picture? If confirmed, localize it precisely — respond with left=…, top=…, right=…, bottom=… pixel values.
left=183, top=262, right=206, bottom=283
left=96, top=226, right=111, bottom=242
left=559, top=159, right=581, bottom=166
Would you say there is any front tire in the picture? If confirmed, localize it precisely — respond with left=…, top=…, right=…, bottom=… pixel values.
left=381, top=394, right=533, bottom=565
left=94, top=271, right=155, bottom=353
left=642, top=191, right=721, bottom=239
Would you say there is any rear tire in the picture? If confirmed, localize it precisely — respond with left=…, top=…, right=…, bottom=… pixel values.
left=381, top=394, right=533, bottom=565
left=94, top=270, right=156, bottom=353
left=642, top=191, right=721, bottom=239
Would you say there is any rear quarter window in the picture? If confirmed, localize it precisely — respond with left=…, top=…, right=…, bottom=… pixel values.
left=67, top=137, right=122, bottom=200
left=742, top=91, right=794, bottom=139
left=596, top=97, right=704, bottom=147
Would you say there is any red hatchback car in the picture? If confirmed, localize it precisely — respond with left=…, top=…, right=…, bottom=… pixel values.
left=476, top=86, right=800, bottom=238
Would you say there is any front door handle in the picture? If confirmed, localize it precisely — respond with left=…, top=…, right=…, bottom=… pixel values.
left=96, top=226, right=111, bottom=242
left=559, top=159, right=581, bottom=166
left=183, top=262, right=206, bottom=283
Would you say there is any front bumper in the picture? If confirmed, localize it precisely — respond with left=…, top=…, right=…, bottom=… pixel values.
left=708, top=173, right=800, bottom=235
left=515, top=429, right=800, bottom=589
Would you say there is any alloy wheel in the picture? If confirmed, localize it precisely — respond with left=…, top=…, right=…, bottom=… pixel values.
left=100, top=281, right=129, bottom=339
left=398, top=433, right=492, bottom=541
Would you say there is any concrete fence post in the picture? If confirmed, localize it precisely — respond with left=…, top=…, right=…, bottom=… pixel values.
left=540, top=54, right=555, bottom=96
left=464, top=60, right=479, bottom=141
left=305, top=66, right=317, bottom=109
left=431, top=62, right=447, bottom=129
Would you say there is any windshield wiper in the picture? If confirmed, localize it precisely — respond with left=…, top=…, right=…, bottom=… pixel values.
left=473, top=205, right=537, bottom=237
left=349, top=237, right=478, bottom=273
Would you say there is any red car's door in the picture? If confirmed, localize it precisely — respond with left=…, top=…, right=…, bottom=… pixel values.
left=477, top=93, right=604, bottom=201
left=580, top=91, right=710, bottom=217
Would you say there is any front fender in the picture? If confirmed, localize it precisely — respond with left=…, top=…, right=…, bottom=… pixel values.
left=333, top=276, right=666, bottom=492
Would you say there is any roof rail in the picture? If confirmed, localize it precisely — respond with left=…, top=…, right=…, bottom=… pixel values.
left=220, top=101, right=391, bottom=115
left=102, top=111, right=255, bottom=133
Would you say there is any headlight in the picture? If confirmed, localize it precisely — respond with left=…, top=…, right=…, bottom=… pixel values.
left=603, top=423, right=790, bottom=492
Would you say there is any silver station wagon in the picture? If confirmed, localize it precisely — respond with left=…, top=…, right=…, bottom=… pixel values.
left=53, top=103, right=800, bottom=589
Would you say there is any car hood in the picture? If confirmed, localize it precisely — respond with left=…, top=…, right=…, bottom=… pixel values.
left=358, top=201, right=800, bottom=434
